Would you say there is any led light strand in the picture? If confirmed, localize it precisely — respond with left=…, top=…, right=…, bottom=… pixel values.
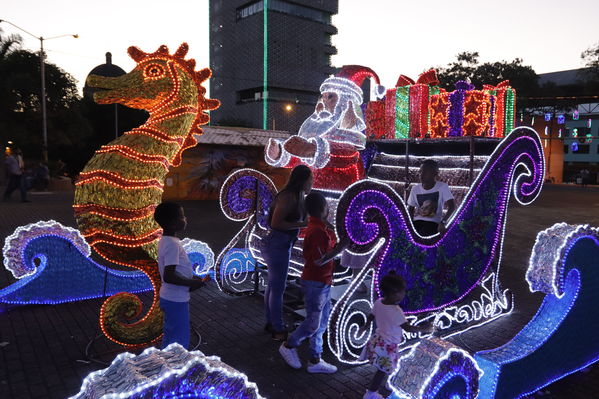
left=70, top=343, right=264, bottom=399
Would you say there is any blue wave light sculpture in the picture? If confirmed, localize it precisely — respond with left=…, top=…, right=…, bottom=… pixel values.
left=475, top=223, right=599, bottom=398
left=0, top=220, right=152, bottom=305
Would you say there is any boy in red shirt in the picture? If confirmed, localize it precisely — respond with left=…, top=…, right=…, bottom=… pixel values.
left=279, top=192, right=348, bottom=373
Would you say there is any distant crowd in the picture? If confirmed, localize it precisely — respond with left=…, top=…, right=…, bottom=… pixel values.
left=2, top=147, right=68, bottom=203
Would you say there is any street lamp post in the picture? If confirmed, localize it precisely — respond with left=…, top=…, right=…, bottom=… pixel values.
left=0, top=20, right=78, bottom=162
left=40, top=37, right=48, bottom=162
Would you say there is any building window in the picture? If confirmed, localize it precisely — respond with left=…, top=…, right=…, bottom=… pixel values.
left=566, top=126, right=591, bottom=137
left=269, top=0, right=331, bottom=24
left=237, top=0, right=331, bottom=24
left=237, top=87, right=264, bottom=103
left=575, top=144, right=590, bottom=154
left=236, top=1, right=263, bottom=20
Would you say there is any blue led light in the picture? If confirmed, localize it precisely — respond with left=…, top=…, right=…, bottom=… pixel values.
left=475, top=226, right=599, bottom=398
left=0, top=221, right=152, bottom=304
left=0, top=222, right=223, bottom=305
left=181, top=238, right=214, bottom=277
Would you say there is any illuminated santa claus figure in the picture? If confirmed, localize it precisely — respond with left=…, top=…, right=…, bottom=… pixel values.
left=265, top=65, right=384, bottom=191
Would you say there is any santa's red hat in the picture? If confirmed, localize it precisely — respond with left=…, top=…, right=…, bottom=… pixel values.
left=320, top=65, right=386, bottom=104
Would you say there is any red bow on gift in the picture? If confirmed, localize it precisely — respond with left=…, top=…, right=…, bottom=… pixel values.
left=395, top=69, right=440, bottom=87
left=483, top=80, right=511, bottom=91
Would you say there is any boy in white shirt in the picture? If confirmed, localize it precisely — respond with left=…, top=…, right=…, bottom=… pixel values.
left=408, top=159, right=456, bottom=236
left=154, top=202, right=205, bottom=349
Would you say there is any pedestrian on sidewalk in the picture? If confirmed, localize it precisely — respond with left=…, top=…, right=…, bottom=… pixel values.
left=279, top=192, right=348, bottom=374
left=3, top=148, right=29, bottom=202
left=154, top=202, right=206, bottom=349
left=359, top=273, right=434, bottom=399
left=580, top=168, right=590, bottom=188
left=264, top=165, right=312, bottom=341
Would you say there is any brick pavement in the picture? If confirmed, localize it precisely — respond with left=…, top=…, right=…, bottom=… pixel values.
left=0, top=185, right=598, bottom=398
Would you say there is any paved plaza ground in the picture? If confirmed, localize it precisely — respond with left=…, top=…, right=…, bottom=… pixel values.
left=0, top=184, right=598, bottom=398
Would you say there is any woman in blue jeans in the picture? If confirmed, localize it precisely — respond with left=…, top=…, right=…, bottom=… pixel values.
left=264, top=165, right=312, bottom=341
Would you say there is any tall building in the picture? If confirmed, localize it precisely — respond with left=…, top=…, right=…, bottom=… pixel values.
left=209, top=0, right=338, bottom=132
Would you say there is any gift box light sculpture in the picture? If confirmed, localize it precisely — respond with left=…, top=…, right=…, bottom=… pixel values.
left=74, top=43, right=219, bottom=346
left=70, top=343, right=264, bottom=399
left=375, top=72, right=515, bottom=139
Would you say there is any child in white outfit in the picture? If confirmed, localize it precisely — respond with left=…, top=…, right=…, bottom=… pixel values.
left=360, top=273, right=434, bottom=399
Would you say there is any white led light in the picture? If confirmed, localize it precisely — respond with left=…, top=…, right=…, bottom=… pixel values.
left=70, top=343, right=264, bottom=399
left=3, top=220, right=91, bottom=279
left=180, top=238, right=214, bottom=276
left=526, top=223, right=598, bottom=297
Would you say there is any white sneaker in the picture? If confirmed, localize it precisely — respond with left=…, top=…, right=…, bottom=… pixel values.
left=362, top=391, right=384, bottom=399
left=279, top=343, right=301, bottom=369
left=306, top=359, right=337, bottom=374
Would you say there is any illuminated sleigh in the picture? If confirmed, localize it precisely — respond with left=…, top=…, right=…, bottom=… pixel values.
left=329, top=126, right=544, bottom=363
left=215, top=127, right=544, bottom=361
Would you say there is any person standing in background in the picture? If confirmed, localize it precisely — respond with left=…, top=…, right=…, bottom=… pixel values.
left=3, top=148, right=28, bottom=202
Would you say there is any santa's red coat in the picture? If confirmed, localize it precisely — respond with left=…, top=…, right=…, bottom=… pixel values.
left=284, top=142, right=365, bottom=192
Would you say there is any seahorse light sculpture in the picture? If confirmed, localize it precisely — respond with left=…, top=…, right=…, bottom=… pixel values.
left=74, top=43, right=219, bottom=346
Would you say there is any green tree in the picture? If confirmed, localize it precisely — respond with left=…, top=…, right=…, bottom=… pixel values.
left=581, top=42, right=599, bottom=80
left=0, top=28, right=21, bottom=61
left=435, top=51, right=480, bottom=88
left=0, top=31, right=92, bottom=173
left=434, top=52, right=539, bottom=97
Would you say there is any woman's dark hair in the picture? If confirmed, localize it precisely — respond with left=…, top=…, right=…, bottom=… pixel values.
left=380, top=273, right=406, bottom=297
left=268, top=165, right=312, bottom=226
left=305, top=192, right=327, bottom=217
left=154, top=202, right=181, bottom=229
left=282, top=164, right=312, bottom=196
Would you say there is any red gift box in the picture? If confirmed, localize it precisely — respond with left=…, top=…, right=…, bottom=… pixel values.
left=393, top=70, right=440, bottom=138
left=462, top=90, right=493, bottom=136
left=483, top=80, right=515, bottom=138
left=364, top=101, right=388, bottom=139
left=384, top=88, right=397, bottom=139
left=429, top=89, right=450, bottom=138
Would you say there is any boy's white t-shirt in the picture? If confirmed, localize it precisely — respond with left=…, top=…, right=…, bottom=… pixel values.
left=373, top=298, right=407, bottom=343
left=157, top=236, right=193, bottom=302
left=407, top=181, right=454, bottom=224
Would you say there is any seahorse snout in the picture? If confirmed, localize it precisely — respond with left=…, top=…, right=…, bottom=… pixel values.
left=87, top=73, right=145, bottom=106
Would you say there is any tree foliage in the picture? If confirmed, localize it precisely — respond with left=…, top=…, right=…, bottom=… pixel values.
left=0, top=29, right=93, bottom=171
left=434, top=51, right=540, bottom=97
left=581, top=42, right=599, bottom=80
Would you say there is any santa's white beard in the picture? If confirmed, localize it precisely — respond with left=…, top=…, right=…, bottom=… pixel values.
left=298, top=104, right=344, bottom=139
